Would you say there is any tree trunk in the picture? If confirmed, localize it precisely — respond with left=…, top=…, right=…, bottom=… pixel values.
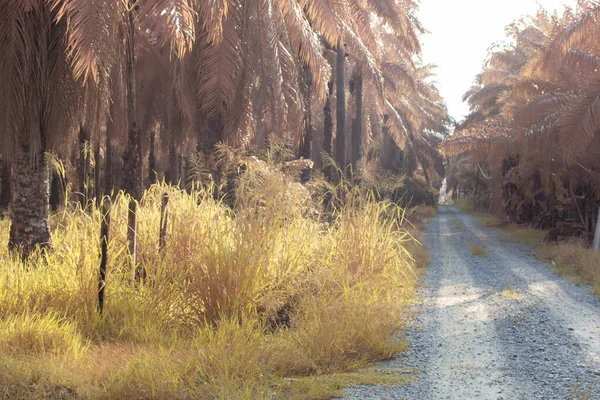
left=0, top=159, right=11, bottom=210
left=167, top=134, right=179, bottom=186
left=351, top=70, right=363, bottom=171
left=121, top=6, right=143, bottom=199
left=335, top=43, right=346, bottom=174
left=323, top=81, right=334, bottom=181
left=49, top=172, right=60, bottom=212
left=299, top=67, right=313, bottom=183
left=422, top=164, right=430, bottom=186
left=149, top=129, right=156, bottom=186
left=206, top=117, right=223, bottom=198
left=9, top=150, right=51, bottom=255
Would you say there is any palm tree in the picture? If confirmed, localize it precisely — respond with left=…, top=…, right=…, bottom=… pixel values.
left=0, top=2, right=88, bottom=254
left=444, top=5, right=600, bottom=242
left=335, top=42, right=347, bottom=173
left=0, top=0, right=214, bottom=252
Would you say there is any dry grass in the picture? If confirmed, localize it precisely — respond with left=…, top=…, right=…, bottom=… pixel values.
left=467, top=210, right=600, bottom=303
left=407, top=205, right=437, bottom=226
left=469, top=243, right=488, bottom=257
left=535, top=240, right=600, bottom=296
left=470, top=212, right=546, bottom=246
left=500, top=283, right=522, bottom=299
left=500, top=289, right=522, bottom=299
left=0, top=170, right=424, bottom=399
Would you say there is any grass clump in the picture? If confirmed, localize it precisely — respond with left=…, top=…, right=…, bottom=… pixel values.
left=0, top=161, right=424, bottom=398
left=0, top=313, right=87, bottom=357
left=535, top=240, right=600, bottom=295
left=499, top=283, right=522, bottom=300
left=469, top=243, right=487, bottom=257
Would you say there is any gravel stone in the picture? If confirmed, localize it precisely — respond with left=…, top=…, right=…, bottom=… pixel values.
left=342, top=206, right=600, bottom=400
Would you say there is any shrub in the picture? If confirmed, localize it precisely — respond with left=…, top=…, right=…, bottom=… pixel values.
left=0, top=169, right=423, bottom=398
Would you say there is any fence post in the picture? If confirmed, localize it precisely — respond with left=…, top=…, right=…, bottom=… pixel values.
left=159, top=193, right=170, bottom=253
left=128, top=199, right=143, bottom=281
left=98, top=196, right=111, bottom=314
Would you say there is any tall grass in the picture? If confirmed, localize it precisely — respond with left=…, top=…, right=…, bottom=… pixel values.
left=0, top=167, right=422, bottom=398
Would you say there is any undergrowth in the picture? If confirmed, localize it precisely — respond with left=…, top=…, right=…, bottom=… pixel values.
left=535, top=240, right=600, bottom=296
left=0, top=162, right=424, bottom=399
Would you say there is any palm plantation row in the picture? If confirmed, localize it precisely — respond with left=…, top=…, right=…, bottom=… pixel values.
left=444, top=2, right=600, bottom=247
left=0, top=0, right=448, bottom=256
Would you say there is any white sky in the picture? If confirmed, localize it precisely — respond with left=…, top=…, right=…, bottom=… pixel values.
left=417, top=0, right=577, bottom=122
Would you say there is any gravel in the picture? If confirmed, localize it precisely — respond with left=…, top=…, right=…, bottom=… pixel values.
left=342, top=206, right=600, bottom=400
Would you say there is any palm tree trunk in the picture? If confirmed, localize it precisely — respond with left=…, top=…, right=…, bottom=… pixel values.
left=0, top=159, right=11, bottom=210
left=351, top=70, right=363, bottom=171
left=167, top=134, right=178, bottom=186
left=300, top=67, right=313, bottom=183
left=121, top=6, right=143, bottom=199
left=49, top=172, right=60, bottom=212
left=422, top=163, right=430, bottom=185
left=9, top=150, right=51, bottom=255
left=323, top=81, right=334, bottom=181
left=205, top=117, right=223, bottom=198
left=335, top=43, right=346, bottom=174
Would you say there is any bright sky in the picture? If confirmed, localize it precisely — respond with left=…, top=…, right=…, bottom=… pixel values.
left=417, top=0, right=577, bottom=122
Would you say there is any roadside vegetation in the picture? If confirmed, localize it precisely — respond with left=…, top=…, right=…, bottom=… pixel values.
left=0, top=153, right=438, bottom=399
left=457, top=202, right=600, bottom=300
left=0, top=0, right=448, bottom=398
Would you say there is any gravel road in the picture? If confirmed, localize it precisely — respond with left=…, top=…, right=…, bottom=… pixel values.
left=343, top=206, right=600, bottom=400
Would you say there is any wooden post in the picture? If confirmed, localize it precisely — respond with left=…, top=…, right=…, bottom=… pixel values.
left=98, top=197, right=111, bottom=314
left=593, top=205, right=600, bottom=252
left=94, top=140, right=101, bottom=205
left=127, top=199, right=140, bottom=281
left=159, top=193, right=170, bottom=253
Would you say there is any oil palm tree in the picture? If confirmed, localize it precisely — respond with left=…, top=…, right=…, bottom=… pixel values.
left=0, top=0, right=219, bottom=252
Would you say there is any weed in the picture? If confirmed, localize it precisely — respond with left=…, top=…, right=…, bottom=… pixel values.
left=570, top=376, right=597, bottom=400
left=499, top=282, right=522, bottom=299
left=535, top=240, right=600, bottom=296
left=0, top=177, right=423, bottom=398
left=469, top=243, right=488, bottom=257
left=500, top=289, right=522, bottom=299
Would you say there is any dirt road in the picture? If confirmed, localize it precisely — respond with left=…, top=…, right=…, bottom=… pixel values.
left=345, top=206, right=600, bottom=399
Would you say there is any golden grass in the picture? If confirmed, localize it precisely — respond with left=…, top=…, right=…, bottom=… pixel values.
left=469, top=243, right=487, bottom=257
left=0, top=174, right=423, bottom=398
left=535, top=240, right=600, bottom=296
left=470, top=212, right=546, bottom=246
left=500, top=289, right=522, bottom=299
left=273, top=367, right=416, bottom=400
left=407, top=205, right=437, bottom=225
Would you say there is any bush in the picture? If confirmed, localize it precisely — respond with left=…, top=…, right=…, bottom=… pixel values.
left=0, top=168, right=424, bottom=398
